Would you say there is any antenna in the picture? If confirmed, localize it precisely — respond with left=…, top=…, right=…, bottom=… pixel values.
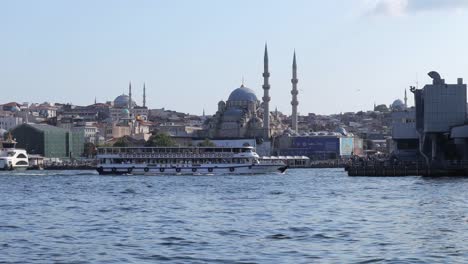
left=416, top=72, right=419, bottom=89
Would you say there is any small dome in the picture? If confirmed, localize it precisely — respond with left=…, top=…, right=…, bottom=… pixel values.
left=228, top=86, right=258, bottom=102
left=0, top=129, right=7, bottom=136
left=114, top=94, right=136, bottom=108
left=224, top=108, right=244, bottom=117
left=121, top=109, right=130, bottom=115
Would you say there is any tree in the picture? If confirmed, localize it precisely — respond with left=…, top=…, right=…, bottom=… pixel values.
left=197, top=138, right=216, bottom=147
left=145, top=133, right=175, bottom=147
left=83, top=142, right=97, bottom=157
left=113, top=136, right=132, bottom=147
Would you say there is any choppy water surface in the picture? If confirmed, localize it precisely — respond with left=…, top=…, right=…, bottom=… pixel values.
left=1, top=169, right=468, bottom=263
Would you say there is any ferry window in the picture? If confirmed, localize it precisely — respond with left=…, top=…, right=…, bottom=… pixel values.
left=17, top=154, right=27, bottom=159
left=15, top=161, right=28, bottom=165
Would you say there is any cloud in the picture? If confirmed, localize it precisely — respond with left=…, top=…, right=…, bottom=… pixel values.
left=367, top=0, right=468, bottom=16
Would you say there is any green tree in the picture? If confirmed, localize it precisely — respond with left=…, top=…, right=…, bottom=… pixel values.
left=145, top=133, right=175, bottom=147
left=197, top=138, right=216, bottom=147
left=83, top=142, right=97, bottom=157
left=113, top=136, right=132, bottom=147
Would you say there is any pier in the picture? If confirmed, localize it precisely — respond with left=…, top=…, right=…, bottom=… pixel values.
left=345, top=160, right=468, bottom=177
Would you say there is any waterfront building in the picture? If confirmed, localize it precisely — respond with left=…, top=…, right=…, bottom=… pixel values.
left=390, top=108, right=419, bottom=160
left=274, top=131, right=363, bottom=160
left=411, top=71, right=467, bottom=162
left=10, top=123, right=83, bottom=158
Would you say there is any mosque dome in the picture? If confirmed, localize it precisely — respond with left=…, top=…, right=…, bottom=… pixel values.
left=0, top=129, right=7, bottom=136
left=391, top=99, right=405, bottom=111
left=114, top=94, right=136, bottom=108
left=228, top=85, right=258, bottom=102
left=121, top=109, right=130, bottom=115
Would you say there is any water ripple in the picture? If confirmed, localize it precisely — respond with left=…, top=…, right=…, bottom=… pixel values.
left=0, top=169, right=468, bottom=263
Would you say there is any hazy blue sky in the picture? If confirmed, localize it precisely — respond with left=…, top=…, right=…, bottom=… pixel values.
left=2, top=0, right=468, bottom=115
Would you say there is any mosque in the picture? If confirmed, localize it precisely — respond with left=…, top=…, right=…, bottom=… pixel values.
left=200, top=45, right=299, bottom=140
left=108, top=83, right=150, bottom=139
left=110, top=83, right=149, bottom=122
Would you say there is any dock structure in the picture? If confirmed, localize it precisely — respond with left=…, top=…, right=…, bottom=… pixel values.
left=345, top=161, right=468, bottom=177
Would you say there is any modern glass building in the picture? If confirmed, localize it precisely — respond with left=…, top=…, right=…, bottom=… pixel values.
left=11, top=124, right=84, bottom=158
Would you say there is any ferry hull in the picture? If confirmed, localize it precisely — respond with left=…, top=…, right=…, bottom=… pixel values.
left=96, top=164, right=287, bottom=175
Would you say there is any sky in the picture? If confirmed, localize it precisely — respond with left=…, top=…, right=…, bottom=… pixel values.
left=2, top=0, right=468, bottom=115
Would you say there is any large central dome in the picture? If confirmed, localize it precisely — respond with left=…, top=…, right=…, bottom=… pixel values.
left=114, top=94, right=136, bottom=108
left=228, top=85, right=258, bottom=102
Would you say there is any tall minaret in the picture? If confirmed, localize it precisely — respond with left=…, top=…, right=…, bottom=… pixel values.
left=128, top=82, right=133, bottom=110
left=404, top=89, right=408, bottom=108
left=262, top=44, right=271, bottom=138
left=143, top=83, right=146, bottom=108
left=291, top=51, right=299, bottom=132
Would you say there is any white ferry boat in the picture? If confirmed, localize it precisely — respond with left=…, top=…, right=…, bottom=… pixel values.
left=96, top=146, right=288, bottom=175
left=0, top=135, right=29, bottom=171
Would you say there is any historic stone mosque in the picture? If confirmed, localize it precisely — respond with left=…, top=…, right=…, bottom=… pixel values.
left=201, top=45, right=299, bottom=140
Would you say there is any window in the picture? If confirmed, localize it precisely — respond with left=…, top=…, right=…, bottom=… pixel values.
left=17, top=154, right=27, bottom=159
left=15, top=161, right=28, bottom=166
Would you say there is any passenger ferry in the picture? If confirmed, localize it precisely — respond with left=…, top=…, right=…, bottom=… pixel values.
left=96, top=146, right=288, bottom=175
left=0, top=135, right=29, bottom=171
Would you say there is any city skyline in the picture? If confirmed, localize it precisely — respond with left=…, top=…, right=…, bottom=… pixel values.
left=3, top=0, right=468, bottom=115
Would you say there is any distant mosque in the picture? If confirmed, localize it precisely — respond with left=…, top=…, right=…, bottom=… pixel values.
left=109, top=83, right=149, bottom=135
left=200, top=44, right=300, bottom=140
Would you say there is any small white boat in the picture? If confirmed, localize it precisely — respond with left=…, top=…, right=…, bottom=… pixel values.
left=96, top=146, right=288, bottom=175
left=0, top=134, right=29, bottom=171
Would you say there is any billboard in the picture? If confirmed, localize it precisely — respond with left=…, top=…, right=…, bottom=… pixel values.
left=291, top=137, right=340, bottom=152
left=339, top=137, right=354, bottom=156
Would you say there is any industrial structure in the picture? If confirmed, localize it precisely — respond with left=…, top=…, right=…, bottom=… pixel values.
left=411, top=71, right=467, bottom=165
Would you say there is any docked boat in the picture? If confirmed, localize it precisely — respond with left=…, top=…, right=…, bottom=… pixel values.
left=96, top=146, right=288, bottom=175
left=0, top=135, right=29, bottom=171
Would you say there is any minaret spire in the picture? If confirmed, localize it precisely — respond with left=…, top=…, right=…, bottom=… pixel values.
left=291, top=50, right=299, bottom=132
left=128, top=82, right=132, bottom=110
left=404, top=88, right=408, bottom=108
left=143, top=83, right=146, bottom=108
left=262, top=43, right=271, bottom=138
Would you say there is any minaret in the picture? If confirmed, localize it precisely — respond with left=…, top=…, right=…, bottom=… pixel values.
left=128, top=82, right=132, bottom=110
left=404, top=89, right=408, bottom=108
left=143, top=83, right=146, bottom=108
left=262, top=44, right=271, bottom=138
left=291, top=50, right=299, bottom=132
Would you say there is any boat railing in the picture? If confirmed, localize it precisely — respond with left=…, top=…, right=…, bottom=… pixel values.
left=99, top=152, right=235, bottom=159
left=97, top=146, right=255, bottom=155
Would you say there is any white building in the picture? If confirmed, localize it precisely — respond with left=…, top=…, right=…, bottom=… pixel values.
left=0, top=116, right=23, bottom=131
